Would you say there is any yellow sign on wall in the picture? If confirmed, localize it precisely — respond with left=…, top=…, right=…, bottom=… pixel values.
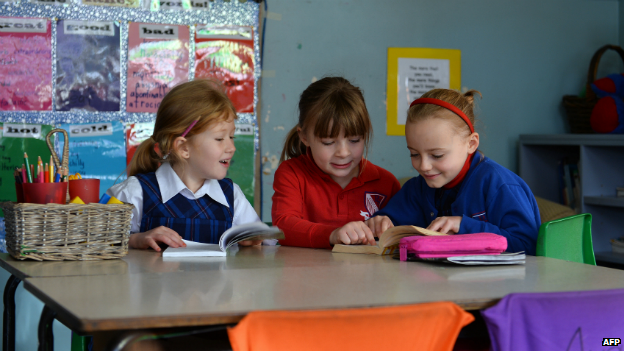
left=386, top=48, right=461, bottom=136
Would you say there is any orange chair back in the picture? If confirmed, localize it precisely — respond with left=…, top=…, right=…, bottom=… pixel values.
left=228, top=301, right=474, bottom=351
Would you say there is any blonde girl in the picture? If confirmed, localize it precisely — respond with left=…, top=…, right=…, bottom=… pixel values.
left=368, top=89, right=540, bottom=254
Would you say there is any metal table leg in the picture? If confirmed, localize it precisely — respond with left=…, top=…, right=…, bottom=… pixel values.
left=107, top=332, right=156, bottom=351
left=3, top=275, right=21, bottom=351
left=38, top=305, right=56, bottom=351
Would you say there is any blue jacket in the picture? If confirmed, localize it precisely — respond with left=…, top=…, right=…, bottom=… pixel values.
left=375, top=153, right=540, bottom=254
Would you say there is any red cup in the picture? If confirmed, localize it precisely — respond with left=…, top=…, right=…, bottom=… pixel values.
left=68, top=179, right=100, bottom=204
left=22, top=182, right=68, bottom=204
left=15, top=183, right=24, bottom=203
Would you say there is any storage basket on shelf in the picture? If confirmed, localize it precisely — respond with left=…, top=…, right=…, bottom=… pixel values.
left=1, top=128, right=133, bottom=261
left=562, top=44, right=624, bottom=133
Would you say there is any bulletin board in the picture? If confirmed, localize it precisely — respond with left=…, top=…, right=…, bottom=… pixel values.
left=0, top=0, right=262, bottom=211
left=386, top=48, right=461, bottom=136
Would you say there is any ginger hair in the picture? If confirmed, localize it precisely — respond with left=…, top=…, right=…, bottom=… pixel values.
left=127, top=79, right=237, bottom=177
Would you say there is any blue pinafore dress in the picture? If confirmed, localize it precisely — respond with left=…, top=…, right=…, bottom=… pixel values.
left=136, top=172, right=234, bottom=244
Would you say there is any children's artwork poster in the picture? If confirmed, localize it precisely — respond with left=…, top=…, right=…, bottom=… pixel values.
left=125, top=122, right=154, bottom=165
left=58, top=121, right=127, bottom=198
left=386, top=48, right=461, bottom=136
left=229, top=123, right=254, bottom=205
left=126, top=22, right=189, bottom=113
left=0, top=17, right=52, bottom=111
left=195, top=24, right=254, bottom=113
left=0, top=123, right=54, bottom=216
left=0, top=1, right=261, bottom=214
left=55, top=20, right=121, bottom=112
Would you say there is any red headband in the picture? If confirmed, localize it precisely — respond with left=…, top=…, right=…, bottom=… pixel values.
left=409, top=98, right=474, bottom=133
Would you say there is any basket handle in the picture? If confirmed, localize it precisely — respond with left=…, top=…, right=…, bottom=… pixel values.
left=585, top=44, right=624, bottom=100
left=45, top=129, right=69, bottom=171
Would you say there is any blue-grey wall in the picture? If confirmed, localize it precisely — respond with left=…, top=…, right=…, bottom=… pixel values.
left=259, top=0, right=621, bottom=221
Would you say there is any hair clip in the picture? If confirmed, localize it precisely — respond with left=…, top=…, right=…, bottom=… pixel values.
left=162, top=117, right=200, bottom=160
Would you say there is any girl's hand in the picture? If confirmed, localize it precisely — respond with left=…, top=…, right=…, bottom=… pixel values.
left=238, top=240, right=263, bottom=246
left=427, top=216, right=462, bottom=234
left=329, top=221, right=376, bottom=246
left=365, top=216, right=394, bottom=236
left=129, top=226, right=187, bottom=251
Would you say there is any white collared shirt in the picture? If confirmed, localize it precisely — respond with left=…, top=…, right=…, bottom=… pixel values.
left=106, top=163, right=260, bottom=233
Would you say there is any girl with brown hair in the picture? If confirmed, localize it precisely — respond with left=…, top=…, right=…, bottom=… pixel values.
left=272, top=77, right=400, bottom=248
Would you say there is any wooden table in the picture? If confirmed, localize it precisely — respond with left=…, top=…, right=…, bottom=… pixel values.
left=18, top=245, right=624, bottom=350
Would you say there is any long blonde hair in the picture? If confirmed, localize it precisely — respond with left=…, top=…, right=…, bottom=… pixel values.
left=407, top=89, right=481, bottom=137
left=127, top=79, right=237, bottom=177
left=280, top=77, right=372, bottom=163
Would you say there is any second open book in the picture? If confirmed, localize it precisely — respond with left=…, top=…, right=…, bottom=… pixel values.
left=332, top=225, right=449, bottom=255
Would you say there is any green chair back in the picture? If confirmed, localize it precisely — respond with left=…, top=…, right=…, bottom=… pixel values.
left=536, top=213, right=596, bottom=265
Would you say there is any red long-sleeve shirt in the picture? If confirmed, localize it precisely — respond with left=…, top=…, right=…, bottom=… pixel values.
left=271, top=153, right=400, bottom=249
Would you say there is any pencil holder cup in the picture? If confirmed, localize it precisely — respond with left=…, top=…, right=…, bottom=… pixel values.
left=14, top=183, right=24, bottom=203
left=68, top=179, right=100, bottom=204
left=22, top=182, right=68, bottom=204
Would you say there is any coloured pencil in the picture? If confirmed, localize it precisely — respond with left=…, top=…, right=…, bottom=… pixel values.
left=21, top=165, right=27, bottom=184
left=44, top=163, right=49, bottom=183
left=23, top=153, right=33, bottom=183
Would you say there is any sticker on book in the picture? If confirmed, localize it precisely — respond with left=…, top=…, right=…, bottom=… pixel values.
left=56, top=20, right=121, bottom=112
left=126, top=22, right=189, bottom=113
left=195, top=24, right=255, bottom=113
left=0, top=17, right=52, bottom=111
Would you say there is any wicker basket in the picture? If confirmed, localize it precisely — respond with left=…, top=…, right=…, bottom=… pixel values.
left=0, top=201, right=132, bottom=261
left=562, top=44, right=624, bottom=133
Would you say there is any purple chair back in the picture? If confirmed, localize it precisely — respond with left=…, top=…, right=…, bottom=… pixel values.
left=482, top=289, right=624, bottom=351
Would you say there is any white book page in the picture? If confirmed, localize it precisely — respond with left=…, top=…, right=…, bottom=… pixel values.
left=162, top=239, right=226, bottom=257
left=218, top=222, right=276, bottom=251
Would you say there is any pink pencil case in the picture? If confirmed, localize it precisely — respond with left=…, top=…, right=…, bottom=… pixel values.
left=399, top=233, right=507, bottom=261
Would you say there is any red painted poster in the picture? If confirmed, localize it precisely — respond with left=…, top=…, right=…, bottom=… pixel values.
left=0, top=17, right=52, bottom=111
left=126, top=22, right=189, bottom=113
left=195, top=25, right=254, bottom=113
left=125, top=122, right=154, bottom=165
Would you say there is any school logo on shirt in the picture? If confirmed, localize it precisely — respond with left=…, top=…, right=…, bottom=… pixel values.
left=471, top=211, right=487, bottom=222
left=360, top=192, right=387, bottom=220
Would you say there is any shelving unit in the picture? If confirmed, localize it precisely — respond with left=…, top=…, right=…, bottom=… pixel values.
left=519, top=134, right=624, bottom=265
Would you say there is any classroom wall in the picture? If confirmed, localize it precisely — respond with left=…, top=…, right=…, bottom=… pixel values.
left=259, top=0, right=621, bottom=221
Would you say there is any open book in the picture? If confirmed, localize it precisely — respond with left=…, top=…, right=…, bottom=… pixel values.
left=162, top=222, right=284, bottom=257
left=331, top=225, right=448, bottom=255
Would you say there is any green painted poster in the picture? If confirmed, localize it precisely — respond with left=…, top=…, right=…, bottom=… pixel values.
left=0, top=123, right=55, bottom=216
left=229, top=123, right=255, bottom=206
